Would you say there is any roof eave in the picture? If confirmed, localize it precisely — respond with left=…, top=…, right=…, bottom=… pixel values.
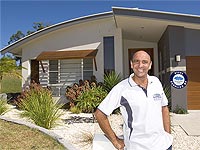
left=112, top=7, right=200, bottom=24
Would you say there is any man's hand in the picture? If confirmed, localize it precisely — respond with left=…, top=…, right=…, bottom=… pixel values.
left=112, top=137, right=125, bottom=150
left=162, top=106, right=171, bottom=133
left=94, top=109, right=125, bottom=149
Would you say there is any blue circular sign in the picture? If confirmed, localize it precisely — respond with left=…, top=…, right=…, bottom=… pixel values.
left=170, top=71, right=188, bottom=89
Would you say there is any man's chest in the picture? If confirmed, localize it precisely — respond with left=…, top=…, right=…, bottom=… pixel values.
left=120, top=86, right=163, bottom=109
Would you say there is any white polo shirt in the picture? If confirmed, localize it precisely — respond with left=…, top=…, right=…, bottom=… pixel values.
left=98, top=74, right=173, bottom=150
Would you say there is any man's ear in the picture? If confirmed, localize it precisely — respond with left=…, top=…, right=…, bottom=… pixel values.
left=130, top=61, right=133, bottom=69
left=148, top=66, right=151, bottom=70
left=148, top=61, right=152, bottom=70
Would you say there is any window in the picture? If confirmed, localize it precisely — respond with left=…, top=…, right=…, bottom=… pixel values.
left=48, top=59, right=93, bottom=96
left=103, top=36, right=115, bottom=74
left=83, top=58, right=93, bottom=80
left=49, top=60, right=58, bottom=84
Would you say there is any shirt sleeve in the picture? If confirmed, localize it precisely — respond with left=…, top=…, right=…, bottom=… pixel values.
left=159, top=82, right=169, bottom=106
left=161, top=92, right=168, bottom=106
left=155, top=76, right=169, bottom=106
left=98, top=84, right=122, bottom=116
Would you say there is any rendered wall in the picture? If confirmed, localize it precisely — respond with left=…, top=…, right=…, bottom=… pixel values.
left=159, top=25, right=188, bottom=111
left=168, top=26, right=187, bottom=111
left=21, top=17, right=117, bottom=87
left=185, top=28, right=200, bottom=55
left=114, top=28, right=123, bottom=76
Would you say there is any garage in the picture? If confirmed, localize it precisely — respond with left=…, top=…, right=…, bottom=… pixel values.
left=186, top=56, right=200, bottom=110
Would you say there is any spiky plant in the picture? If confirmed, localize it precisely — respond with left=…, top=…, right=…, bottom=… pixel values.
left=103, top=71, right=122, bottom=92
left=19, top=83, right=63, bottom=129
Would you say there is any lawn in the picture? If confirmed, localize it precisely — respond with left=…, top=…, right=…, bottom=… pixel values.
left=0, top=119, right=65, bottom=150
left=1, top=74, right=21, bottom=93
left=0, top=74, right=66, bottom=149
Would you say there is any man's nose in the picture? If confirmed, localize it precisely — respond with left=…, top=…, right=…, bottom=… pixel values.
left=138, top=61, right=143, bottom=67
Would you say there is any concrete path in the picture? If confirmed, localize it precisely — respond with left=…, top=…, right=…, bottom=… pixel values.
left=171, top=110, right=200, bottom=136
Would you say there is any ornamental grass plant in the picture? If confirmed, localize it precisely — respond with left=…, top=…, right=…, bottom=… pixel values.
left=19, top=83, right=63, bottom=129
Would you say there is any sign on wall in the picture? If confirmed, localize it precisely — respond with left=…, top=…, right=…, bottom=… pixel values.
left=170, top=71, right=188, bottom=89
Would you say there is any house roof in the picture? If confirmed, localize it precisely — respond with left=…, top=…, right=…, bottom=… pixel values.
left=112, top=7, right=200, bottom=24
left=112, top=7, right=200, bottom=42
left=1, top=7, right=200, bottom=56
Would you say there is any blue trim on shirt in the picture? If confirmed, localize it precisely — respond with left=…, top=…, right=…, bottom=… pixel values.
left=120, top=96, right=133, bottom=139
left=138, top=85, right=148, bottom=97
left=128, top=78, right=133, bottom=87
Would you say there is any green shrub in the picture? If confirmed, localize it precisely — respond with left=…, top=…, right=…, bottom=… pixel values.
left=104, top=71, right=122, bottom=92
left=173, top=105, right=188, bottom=114
left=0, top=99, right=9, bottom=115
left=70, top=106, right=82, bottom=114
left=75, top=86, right=108, bottom=113
left=163, top=84, right=171, bottom=111
left=19, top=83, right=63, bottom=129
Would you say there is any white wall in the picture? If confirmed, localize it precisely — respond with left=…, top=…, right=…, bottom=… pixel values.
left=21, top=17, right=117, bottom=87
left=114, top=28, right=123, bottom=76
left=21, top=58, right=31, bottom=89
left=123, top=39, right=158, bottom=78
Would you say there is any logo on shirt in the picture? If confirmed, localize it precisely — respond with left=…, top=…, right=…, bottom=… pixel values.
left=170, top=71, right=188, bottom=89
left=153, top=93, right=162, bottom=101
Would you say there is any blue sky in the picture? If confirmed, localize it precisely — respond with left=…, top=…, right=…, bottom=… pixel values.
left=1, top=0, right=200, bottom=50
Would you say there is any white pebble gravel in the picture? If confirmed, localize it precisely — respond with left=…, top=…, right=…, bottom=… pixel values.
left=2, top=106, right=200, bottom=150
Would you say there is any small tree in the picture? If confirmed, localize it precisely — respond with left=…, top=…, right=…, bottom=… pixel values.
left=0, top=57, right=23, bottom=93
left=8, top=22, right=50, bottom=45
left=8, top=31, right=25, bottom=45
left=33, top=22, right=50, bottom=31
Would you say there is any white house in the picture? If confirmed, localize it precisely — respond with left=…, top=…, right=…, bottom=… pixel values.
left=1, top=7, right=200, bottom=110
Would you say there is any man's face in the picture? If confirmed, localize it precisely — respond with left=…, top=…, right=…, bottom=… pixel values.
left=130, top=51, right=152, bottom=78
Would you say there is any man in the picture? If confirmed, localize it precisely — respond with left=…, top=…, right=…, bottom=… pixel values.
left=94, top=50, right=173, bottom=150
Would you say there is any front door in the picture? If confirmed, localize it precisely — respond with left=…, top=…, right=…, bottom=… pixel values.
left=186, top=56, right=200, bottom=110
left=128, top=48, right=154, bottom=75
left=31, top=60, right=39, bottom=84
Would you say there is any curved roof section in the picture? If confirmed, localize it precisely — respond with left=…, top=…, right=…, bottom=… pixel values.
left=1, top=11, right=113, bottom=55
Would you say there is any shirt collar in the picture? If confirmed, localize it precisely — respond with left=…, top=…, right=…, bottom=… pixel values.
left=128, top=73, right=153, bottom=87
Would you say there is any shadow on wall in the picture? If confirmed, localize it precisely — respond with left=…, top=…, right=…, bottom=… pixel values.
left=54, top=95, right=69, bottom=105
left=22, top=76, right=31, bottom=90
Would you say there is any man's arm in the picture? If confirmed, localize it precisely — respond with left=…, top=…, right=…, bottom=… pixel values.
left=94, top=109, right=125, bottom=149
left=162, top=106, right=171, bottom=134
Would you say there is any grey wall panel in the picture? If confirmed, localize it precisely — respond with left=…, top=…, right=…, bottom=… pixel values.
left=185, top=28, right=200, bottom=56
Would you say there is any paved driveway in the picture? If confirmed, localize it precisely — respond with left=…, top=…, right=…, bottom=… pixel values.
left=171, top=110, right=200, bottom=136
